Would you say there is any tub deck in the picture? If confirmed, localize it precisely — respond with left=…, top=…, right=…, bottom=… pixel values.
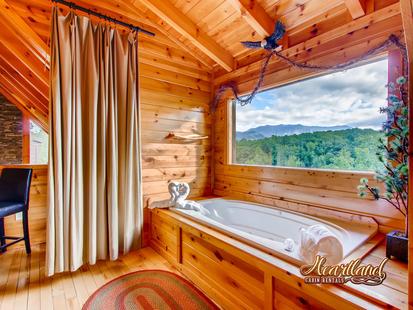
left=150, top=205, right=408, bottom=309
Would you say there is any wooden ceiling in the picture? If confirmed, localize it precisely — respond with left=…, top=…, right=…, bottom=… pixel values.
left=0, top=0, right=403, bottom=130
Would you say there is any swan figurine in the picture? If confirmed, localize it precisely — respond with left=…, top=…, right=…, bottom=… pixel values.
left=168, top=182, right=210, bottom=215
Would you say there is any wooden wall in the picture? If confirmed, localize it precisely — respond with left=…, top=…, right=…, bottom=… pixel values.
left=150, top=209, right=406, bottom=309
left=0, top=0, right=214, bottom=246
left=212, top=39, right=405, bottom=234
left=139, top=51, right=212, bottom=244
left=0, top=33, right=213, bottom=247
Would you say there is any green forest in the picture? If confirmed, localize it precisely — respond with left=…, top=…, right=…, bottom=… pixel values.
left=235, top=128, right=384, bottom=171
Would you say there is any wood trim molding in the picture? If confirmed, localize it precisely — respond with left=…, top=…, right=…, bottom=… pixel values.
left=22, top=114, right=30, bottom=164
left=399, top=0, right=413, bottom=308
left=400, top=0, right=413, bottom=59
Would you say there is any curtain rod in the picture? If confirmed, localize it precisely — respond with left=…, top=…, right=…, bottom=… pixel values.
left=51, top=0, right=155, bottom=37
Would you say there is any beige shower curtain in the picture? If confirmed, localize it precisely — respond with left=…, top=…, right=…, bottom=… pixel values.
left=47, top=7, right=142, bottom=276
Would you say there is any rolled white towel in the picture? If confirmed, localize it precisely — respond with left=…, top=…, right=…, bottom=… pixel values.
left=299, top=224, right=343, bottom=265
left=176, top=199, right=210, bottom=216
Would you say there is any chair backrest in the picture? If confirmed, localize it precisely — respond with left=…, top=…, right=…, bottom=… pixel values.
left=0, top=168, right=33, bottom=205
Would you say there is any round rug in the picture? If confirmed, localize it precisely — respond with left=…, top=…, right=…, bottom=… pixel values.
left=82, top=269, right=219, bottom=310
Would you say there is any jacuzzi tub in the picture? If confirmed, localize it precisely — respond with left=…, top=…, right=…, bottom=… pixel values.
left=173, top=198, right=378, bottom=265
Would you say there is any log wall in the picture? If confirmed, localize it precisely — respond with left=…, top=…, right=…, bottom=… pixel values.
left=139, top=56, right=212, bottom=243
left=0, top=42, right=213, bottom=247
left=212, top=30, right=405, bottom=233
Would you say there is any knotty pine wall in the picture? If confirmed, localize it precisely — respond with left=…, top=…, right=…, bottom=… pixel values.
left=1, top=43, right=213, bottom=248
left=139, top=51, right=212, bottom=244
left=212, top=41, right=405, bottom=234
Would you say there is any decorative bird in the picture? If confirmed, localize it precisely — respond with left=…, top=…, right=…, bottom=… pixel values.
left=241, top=21, right=286, bottom=50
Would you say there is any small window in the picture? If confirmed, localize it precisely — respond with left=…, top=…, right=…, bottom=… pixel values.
left=30, top=121, right=48, bottom=164
left=232, top=59, right=388, bottom=171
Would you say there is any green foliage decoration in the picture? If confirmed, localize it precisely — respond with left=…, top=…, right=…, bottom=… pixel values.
left=357, top=76, right=408, bottom=236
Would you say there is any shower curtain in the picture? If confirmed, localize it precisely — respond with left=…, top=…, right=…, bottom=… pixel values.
left=47, top=7, right=142, bottom=276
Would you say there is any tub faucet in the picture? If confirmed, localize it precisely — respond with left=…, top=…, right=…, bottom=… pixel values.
left=283, top=238, right=295, bottom=252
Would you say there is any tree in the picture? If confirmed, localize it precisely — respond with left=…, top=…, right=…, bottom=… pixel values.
left=271, top=145, right=277, bottom=166
left=236, top=128, right=384, bottom=171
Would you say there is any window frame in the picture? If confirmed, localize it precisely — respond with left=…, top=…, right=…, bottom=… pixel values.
left=227, top=56, right=390, bottom=174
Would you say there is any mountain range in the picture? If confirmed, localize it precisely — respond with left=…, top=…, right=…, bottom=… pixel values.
left=236, top=124, right=352, bottom=140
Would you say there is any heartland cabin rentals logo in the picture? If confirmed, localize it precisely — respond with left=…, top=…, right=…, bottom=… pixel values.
left=300, top=256, right=388, bottom=286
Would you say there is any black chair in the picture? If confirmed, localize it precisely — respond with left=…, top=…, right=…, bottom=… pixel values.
left=0, top=168, right=33, bottom=254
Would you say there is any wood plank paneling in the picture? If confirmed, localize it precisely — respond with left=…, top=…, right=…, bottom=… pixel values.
left=212, top=22, right=405, bottom=234
left=151, top=209, right=408, bottom=309
left=0, top=28, right=212, bottom=247
left=400, top=0, right=413, bottom=306
left=138, top=51, right=213, bottom=230
left=213, top=93, right=404, bottom=232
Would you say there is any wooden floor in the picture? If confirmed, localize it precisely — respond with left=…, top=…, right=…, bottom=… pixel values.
left=0, top=244, right=178, bottom=310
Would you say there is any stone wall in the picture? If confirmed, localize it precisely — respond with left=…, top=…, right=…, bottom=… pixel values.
left=0, top=95, right=22, bottom=164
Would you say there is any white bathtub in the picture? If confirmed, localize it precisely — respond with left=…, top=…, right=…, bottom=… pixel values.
left=173, top=198, right=378, bottom=265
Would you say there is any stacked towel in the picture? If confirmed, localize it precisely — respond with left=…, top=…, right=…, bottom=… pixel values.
left=298, top=224, right=343, bottom=264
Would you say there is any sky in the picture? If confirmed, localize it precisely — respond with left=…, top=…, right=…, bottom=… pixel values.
left=236, top=59, right=389, bottom=132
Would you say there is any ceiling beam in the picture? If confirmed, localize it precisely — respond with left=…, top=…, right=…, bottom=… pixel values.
left=0, top=74, right=47, bottom=117
left=0, top=83, right=48, bottom=131
left=0, top=65, right=48, bottom=114
left=115, top=0, right=215, bottom=69
left=344, top=0, right=366, bottom=19
left=283, top=0, right=343, bottom=30
left=215, top=2, right=400, bottom=85
left=136, top=0, right=234, bottom=71
left=0, top=19, right=49, bottom=86
left=227, top=0, right=274, bottom=37
left=0, top=0, right=49, bottom=66
left=21, top=0, right=215, bottom=70
left=0, top=56, right=48, bottom=102
left=0, top=43, right=48, bottom=97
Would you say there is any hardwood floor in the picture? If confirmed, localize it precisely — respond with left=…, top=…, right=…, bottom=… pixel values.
left=0, top=244, right=178, bottom=310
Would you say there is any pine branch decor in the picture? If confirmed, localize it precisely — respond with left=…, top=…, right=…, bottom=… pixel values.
left=357, top=76, right=409, bottom=237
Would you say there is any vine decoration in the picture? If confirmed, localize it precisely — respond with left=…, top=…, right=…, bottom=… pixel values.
left=211, top=34, right=408, bottom=111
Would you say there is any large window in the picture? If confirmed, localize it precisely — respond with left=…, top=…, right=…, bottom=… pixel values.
left=232, top=59, right=388, bottom=171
